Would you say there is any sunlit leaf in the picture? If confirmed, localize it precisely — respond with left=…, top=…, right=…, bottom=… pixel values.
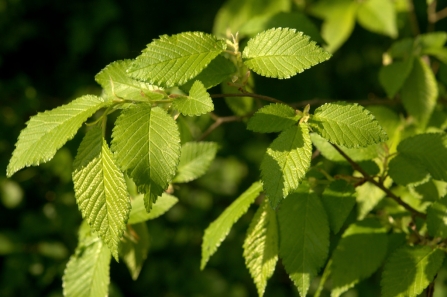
left=172, top=81, right=214, bottom=116
left=128, top=193, right=178, bottom=225
left=247, top=103, right=299, bottom=133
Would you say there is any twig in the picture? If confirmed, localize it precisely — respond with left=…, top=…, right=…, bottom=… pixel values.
left=330, top=143, right=426, bottom=219
left=210, top=92, right=286, bottom=105
left=407, top=0, right=421, bottom=36
left=198, top=114, right=243, bottom=141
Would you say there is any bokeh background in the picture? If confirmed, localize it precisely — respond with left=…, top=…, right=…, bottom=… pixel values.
left=1, top=0, right=447, bottom=296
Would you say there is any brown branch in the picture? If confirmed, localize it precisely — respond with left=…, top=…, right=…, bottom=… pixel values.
left=198, top=114, right=243, bottom=141
left=330, top=143, right=426, bottom=219
left=407, top=0, right=421, bottom=36
left=210, top=92, right=286, bottom=105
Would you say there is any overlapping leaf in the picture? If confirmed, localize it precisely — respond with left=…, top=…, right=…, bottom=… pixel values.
left=427, top=196, right=447, bottom=239
left=278, top=184, right=329, bottom=296
left=242, top=28, right=331, bottom=79
left=309, top=102, right=388, bottom=148
left=357, top=0, right=397, bottom=38
left=128, top=193, right=178, bottom=225
left=388, top=154, right=430, bottom=186
left=95, top=60, right=164, bottom=101
left=201, top=181, right=263, bottom=270
left=243, top=199, right=278, bottom=297
left=111, top=105, right=181, bottom=211
left=172, top=81, right=214, bottom=116
left=331, top=219, right=388, bottom=297
left=401, top=57, right=438, bottom=128
left=381, top=245, right=445, bottom=297
left=260, top=124, right=312, bottom=209
left=247, top=103, right=299, bottom=133
left=73, top=126, right=131, bottom=260
left=173, top=142, right=218, bottom=183
left=127, top=32, right=226, bottom=87
left=7, top=95, right=110, bottom=177
left=119, top=223, right=150, bottom=280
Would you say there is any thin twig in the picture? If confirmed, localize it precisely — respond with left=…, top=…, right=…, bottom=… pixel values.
left=198, top=114, right=243, bottom=141
left=210, top=92, right=286, bottom=105
left=407, top=0, right=421, bottom=36
left=330, top=143, right=426, bottom=219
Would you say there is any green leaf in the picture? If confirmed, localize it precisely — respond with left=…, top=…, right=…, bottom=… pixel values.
left=7, top=95, right=110, bottom=177
left=213, top=0, right=290, bottom=37
left=73, top=126, right=131, bottom=260
left=119, top=222, right=150, bottom=280
left=419, top=32, right=447, bottom=52
left=427, top=196, right=447, bottom=239
left=278, top=183, right=329, bottom=296
left=128, top=193, right=178, bottom=225
left=401, top=57, right=438, bottom=128
left=381, top=245, right=445, bottom=297
left=180, top=55, right=236, bottom=92
left=127, top=32, right=226, bottom=87
left=63, top=223, right=111, bottom=297
left=309, top=102, right=388, bottom=148
left=243, top=199, right=278, bottom=297
left=388, top=154, right=430, bottom=186
left=201, top=181, right=263, bottom=270
left=356, top=177, right=392, bottom=220
left=247, top=103, right=299, bottom=133
left=261, top=124, right=312, bottom=209
left=310, top=133, right=379, bottom=163
left=172, top=81, right=214, bottom=116
left=396, top=133, right=447, bottom=182
left=321, top=180, right=356, bottom=234
left=242, top=28, right=331, bottom=79
left=379, top=58, right=414, bottom=98
left=331, top=218, right=388, bottom=297
left=173, top=142, right=219, bottom=183
left=111, top=105, right=181, bottom=211
left=357, top=0, right=397, bottom=38
left=95, top=60, right=164, bottom=101
left=389, top=38, right=415, bottom=60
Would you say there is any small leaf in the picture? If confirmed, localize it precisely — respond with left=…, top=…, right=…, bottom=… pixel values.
left=119, top=223, right=150, bottom=280
left=173, top=142, right=219, bottom=183
left=401, top=57, right=438, bottom=128
left=278, top=183, right=329, bottom=297
left=128, top=32, right=226, bottom=87
left=243, top=199, right=279, bottom=297
left=261, top=124, right=312, bottom=209
left=172, top=81, right=214, bottom=116
left=95, top=60, right=164, bottom=101
left=63, top=223, right=111, bottom=297
left=128, top=193, right=178, bottom=225
left=357, top=0, right=397, bottom=38
left=7, top=95, right=110, bottom=177
left=396, top=133, right=447, bottom=182
left=427, top=196, right=447, bottom=239
left=111, top=105, right=181, bottom=211
left=201, top=181, right=263, bottom=270
left=321, top=180, right=356, bottom=234
left=388, top=154, right=430, bottom=186
left=331, top=218, right=388, bottom=297
left=247, top=103, right=299, bottom=133
left=309, top=102, right=388, bottom=148
left=379, top=58, right=414, bottom=98
left=73, top=126, right=131, bottom=260
left=381, top=245, right=445, bottom=297
left=242, top=28, right=331, bottom=79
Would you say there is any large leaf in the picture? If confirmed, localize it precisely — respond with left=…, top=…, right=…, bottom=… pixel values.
left=95, top=60, right=164, bottom=101
left=260, top=124, right=312, bottom=209
left=73, top=126, right=131, bottom=260
left=7, top=95, right=110, bottom=177
left=379, top=58, right=414, bottom=98
left=427, top=196, right=447, bottom=239
left=247, top=103, right=299, bottom=133
left=381, top=245, right=445, bottom=297
left=396, top=133, right=447, bottom=182
left=128, top=32, right=226, bottom=87
left=331, top=218, right=388, bottom=297
left=309, top=102, right=388, bottom=148
left=242, top=28, right=331, bottom=79
left=278, top=184, right=329, bottom=296
left=388, top=154, right=430, bottom=186
left=173, top=142, right=219, bottom=183
left=401, top=57, right=438, bottom=128
left=119, top=222, right=150, bottom=280
left=243, top=199, right=278, bottom=297
left=201, top=181, right=263, bottom=269
left=111, top=104, right=181, bottom=211
left=172, top=81, right=214, bottom=116
left=128, top=193, right=178, bottom=225
left=63, top=223, right=111, bottom=297
left=357, top=0, right=397, bottom=38
left=321, top=180, right=356, bottom=234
